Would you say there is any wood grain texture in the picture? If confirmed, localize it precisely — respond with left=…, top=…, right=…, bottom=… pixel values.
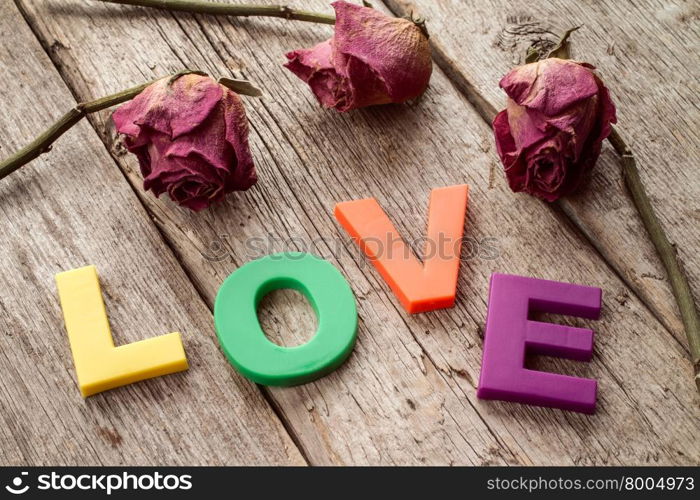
left=11, top=0, right=700, bottom=464
left=384, top=0, right=700, bottom=349
left=0, top=1, right=304, bottom=466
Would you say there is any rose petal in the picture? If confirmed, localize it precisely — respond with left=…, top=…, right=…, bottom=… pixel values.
left=285, top=40, right=353, bottom=109
left=222, top=90, right=257, bottom=192
left=500, top=59, right=599, bottom=116
left=114, top=74, right=223, bottom=140
left=332, top=1, right=432, bottom=103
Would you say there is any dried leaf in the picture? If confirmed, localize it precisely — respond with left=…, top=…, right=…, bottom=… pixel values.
left=218, top=77, right=263, bottom=97
left=546, top=25, right=582, bottom=60
left=525, top=46, right=541, bottom=63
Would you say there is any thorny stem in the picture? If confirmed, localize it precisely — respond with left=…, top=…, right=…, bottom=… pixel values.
left=97, top=0, right=431, bottom=34
left=529, top=27, right=700, bottom=393
left=521, top=27, right=700, bottom=393
left=608, top=128, right=700, bottom=394
left=0, top=72, right=260, bottom=180
left=2, top=0, right=426, bottom=179
left=0, top=80, right=152, bottom=181
left=527, top=26, right=700, bottom=393
left=96, top=0, right=336, bottom=24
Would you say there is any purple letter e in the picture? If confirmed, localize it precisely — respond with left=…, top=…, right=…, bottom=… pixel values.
left=477, top=273, right=602, bottom=414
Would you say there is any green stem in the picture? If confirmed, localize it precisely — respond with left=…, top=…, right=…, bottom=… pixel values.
left=96, top=0, right=336, bottom=24
left=0, top=71, right=262, bottom=180
left=608, top=128, right=700, bottom=394
left=0, top=80, right=153, bottom=181
left=534, top=29, right=700, bottom=393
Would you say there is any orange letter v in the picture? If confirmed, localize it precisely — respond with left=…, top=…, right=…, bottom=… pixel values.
left=335, top=185, right=469, bottom=314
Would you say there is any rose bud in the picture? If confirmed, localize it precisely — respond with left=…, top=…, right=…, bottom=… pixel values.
left=284, top=1, right=432, bottom=112
left=493, top=58, right=617, bottom=201
left=113, top=73, right=257, bottom=211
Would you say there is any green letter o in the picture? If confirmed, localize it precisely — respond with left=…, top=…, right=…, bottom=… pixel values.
left=214, top=253, right=357, bottom=386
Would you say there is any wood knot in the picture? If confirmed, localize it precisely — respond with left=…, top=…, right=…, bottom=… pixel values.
left=97, top=426, right=123, bottom=448
left=496, top=15, right=558, bottom=63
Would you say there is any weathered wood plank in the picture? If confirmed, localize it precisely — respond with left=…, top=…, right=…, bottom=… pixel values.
left=384, top=0, right=700, bottom=348
left=0, top=1, right=304, bottom=465
left=15, top=0, right=699, bottom=464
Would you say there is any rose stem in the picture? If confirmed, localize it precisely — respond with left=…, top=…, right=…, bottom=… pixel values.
left=532, top=28, right=700, bottom=393
left=0, top=81, right=152, bottom=181
left=0, top=72, right=260, bottom=181
left=95, top=0, right=336, bottom=24
left=608, top=128, right=700, bottom=393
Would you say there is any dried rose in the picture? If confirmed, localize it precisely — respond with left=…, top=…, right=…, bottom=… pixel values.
left=284, top=1, right=432, bottom=112
left=493, top=58, right=617, bottom=201
left=113, top=73, right=256, bottom=211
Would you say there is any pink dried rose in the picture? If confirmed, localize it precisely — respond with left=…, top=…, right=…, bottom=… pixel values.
left=493, top=58, right=617, bottom=201
left=113, top=73, right=257, bottom=211
left=284, top=1, right=432, bottom=112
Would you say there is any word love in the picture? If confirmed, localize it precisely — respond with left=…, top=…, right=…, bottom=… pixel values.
left=55, top=185, right=602, bottom=414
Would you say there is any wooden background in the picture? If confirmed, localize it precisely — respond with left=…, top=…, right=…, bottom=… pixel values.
left=0, top=0, right=698, bottom=465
